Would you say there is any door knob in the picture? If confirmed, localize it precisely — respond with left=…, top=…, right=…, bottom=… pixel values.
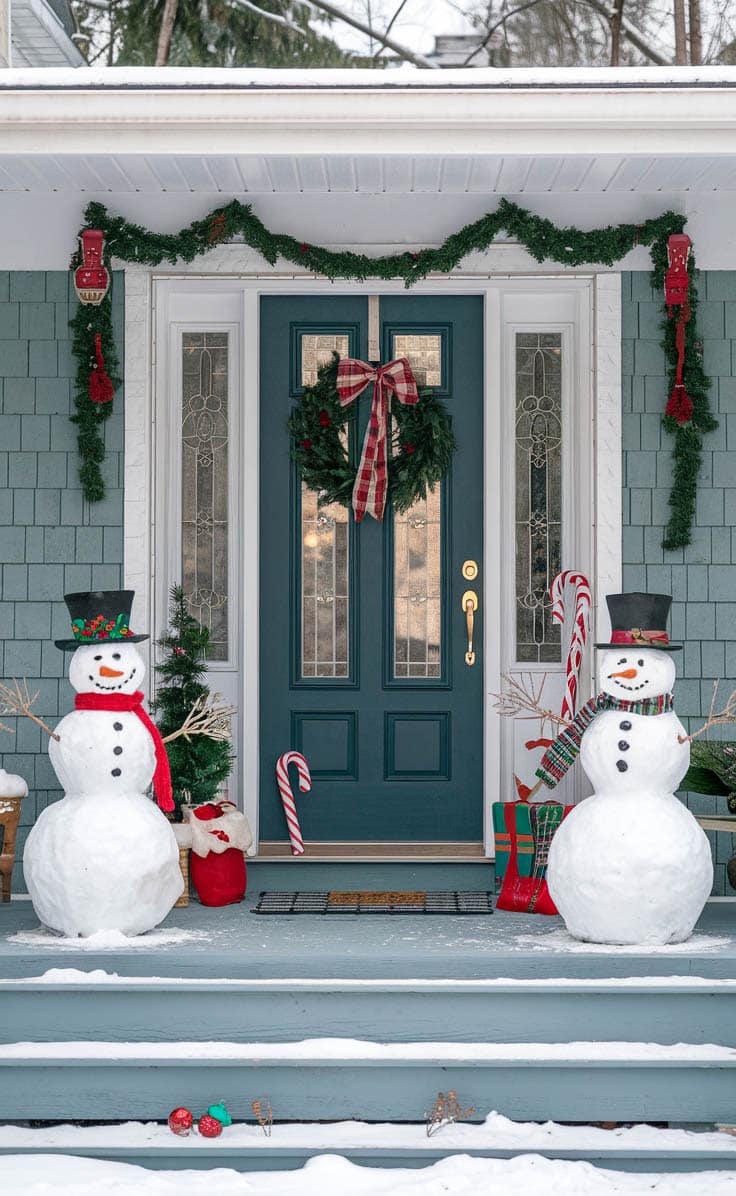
left=462, top=590, right=478, bottom=666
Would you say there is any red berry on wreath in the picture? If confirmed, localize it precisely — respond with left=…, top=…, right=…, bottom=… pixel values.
left=403, top=442, right=415, bottom=455
left=301, top=438, right=312, bottom=450
left=168, top=1107, right=193, bottom=1136
left=318, top=409, right=330, bottom=427
left=198, top=1113, right=223, bottom=1138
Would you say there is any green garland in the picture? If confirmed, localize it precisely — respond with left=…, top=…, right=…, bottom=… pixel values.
left=287, top=354, right=455, bottom=514
left=71, top=197, right=715, bottom=548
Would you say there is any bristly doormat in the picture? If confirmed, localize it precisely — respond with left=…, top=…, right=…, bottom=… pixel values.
left=252, top=891, right=494, bottom=915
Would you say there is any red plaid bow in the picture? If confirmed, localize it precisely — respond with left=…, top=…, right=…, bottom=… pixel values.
left=336, top=357, right=418, bottom=521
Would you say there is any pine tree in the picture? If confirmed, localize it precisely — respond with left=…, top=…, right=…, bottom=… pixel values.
left=153, top=585, right=233, bottom=819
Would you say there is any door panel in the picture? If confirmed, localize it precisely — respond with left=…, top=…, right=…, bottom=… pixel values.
left=259, top=295, right=484, bottom=844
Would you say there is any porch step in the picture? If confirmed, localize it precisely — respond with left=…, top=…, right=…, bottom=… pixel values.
left=0, top=1039, right=734, bottom=1123
left=1, top=974, right=735, bottom=1046
left=2, top=1116, right=736, bottom=1174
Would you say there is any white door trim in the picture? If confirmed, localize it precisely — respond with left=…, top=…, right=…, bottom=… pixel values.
left=124, top=267, right=622, bottom=855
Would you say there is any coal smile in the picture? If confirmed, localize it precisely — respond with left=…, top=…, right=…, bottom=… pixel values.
left=89, top=666, right=138, bottom=692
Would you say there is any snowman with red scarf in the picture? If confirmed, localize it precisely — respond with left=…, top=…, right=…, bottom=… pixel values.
left=23, top=591, right=183, bottom=937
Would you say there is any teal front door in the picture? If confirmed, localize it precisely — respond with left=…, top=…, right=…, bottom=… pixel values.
left=260, top=295, right=484, bottom=846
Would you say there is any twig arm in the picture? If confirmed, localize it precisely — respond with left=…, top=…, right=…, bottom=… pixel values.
left=0, top=679, right=60, bottom=741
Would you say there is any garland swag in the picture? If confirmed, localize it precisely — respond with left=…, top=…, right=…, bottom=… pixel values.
left=71, top=197, right=714, bottom=548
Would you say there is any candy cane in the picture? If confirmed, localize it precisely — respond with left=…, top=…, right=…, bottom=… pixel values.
left=276, top=752, right=312, bottom=856
left=550, top=571, right=591, bottom=721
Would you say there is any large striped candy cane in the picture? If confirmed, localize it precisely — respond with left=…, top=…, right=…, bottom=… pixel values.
left=276, top=752, right=312, bottom=856
left=550, top=571, right=592, bottom=721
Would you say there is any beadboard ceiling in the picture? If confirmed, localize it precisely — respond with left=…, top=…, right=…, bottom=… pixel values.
left=2, top=153, right=736, bottom=194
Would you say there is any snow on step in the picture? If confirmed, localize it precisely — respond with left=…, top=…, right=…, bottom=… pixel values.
left=1, top=1039, right=735, bottom=1062
left=2, top=1112, right=736, bottom=1156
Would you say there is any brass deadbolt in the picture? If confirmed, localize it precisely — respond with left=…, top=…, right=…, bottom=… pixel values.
left=462, top=560, right=478, bottom=581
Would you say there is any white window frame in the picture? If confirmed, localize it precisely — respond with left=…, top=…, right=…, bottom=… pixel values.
left=125, top=265, right=621, bottom=856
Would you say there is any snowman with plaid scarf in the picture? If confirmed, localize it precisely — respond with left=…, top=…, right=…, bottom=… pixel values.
left=540, top=593, right=712, bottom=946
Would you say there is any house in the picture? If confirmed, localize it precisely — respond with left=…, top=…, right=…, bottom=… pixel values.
left=0, top=64, right=736, bottom=1181
left=0, top=1, right=83, bottom=68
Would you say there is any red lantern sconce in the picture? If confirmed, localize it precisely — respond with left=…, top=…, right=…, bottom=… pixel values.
left=74, top=230, right=110, bottom=305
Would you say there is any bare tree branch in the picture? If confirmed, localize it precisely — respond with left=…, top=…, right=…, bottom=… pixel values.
left=461, top=0, right=547, bottom=66
left=231, top=0, right=308, bottom=36
left=578, top=0, right=670, bottom=64
left=303, top=0, right=440, bottom=67
left=678, top=680, right=736, bottom=743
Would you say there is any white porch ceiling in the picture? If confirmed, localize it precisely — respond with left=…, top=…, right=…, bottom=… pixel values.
left=3, top=154, right=736, bottom=194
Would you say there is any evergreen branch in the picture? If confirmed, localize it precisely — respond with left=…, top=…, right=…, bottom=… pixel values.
left=0, top=679, right=61, bottom=742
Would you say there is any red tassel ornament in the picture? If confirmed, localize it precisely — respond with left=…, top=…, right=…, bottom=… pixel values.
left=89, top=333, right=114, bottom=404
left=666, top=385, right=694, bottom=425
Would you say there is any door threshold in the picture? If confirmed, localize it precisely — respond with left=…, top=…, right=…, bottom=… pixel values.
left=256, top=842, right=491, bottom=863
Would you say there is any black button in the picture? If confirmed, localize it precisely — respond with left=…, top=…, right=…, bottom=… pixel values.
left=111, top=768, right=122, bottom=777
left=113, top=746, right=123, bottom=756
left=616, top=760, right=628, bottom=772
left=618, top=740, right=630, bottom=751
left=620, top=720, right=632, bottom=731
left=113, top=722, right=123, bottom=732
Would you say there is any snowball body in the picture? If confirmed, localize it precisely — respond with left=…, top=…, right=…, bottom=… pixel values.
left=546, top=647, right=713, bottom=945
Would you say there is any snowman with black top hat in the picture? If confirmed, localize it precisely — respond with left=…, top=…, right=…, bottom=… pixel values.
left=539, top=593, right=713, bottom=945
left=22, top=590, right=183, bottom=937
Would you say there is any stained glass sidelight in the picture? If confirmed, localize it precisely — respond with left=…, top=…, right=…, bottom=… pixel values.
left=393, top=487, right=442, bottom=678
left=181, top=332, right=229, bottom=662
left=301, top=333, right=350, bottom=388
left=301, top=486, right=350, bottom=678
left=515, top=332, right=562, bottom=664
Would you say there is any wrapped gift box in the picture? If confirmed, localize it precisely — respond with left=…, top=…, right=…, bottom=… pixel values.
left=492, top=800, right=573, bottom=915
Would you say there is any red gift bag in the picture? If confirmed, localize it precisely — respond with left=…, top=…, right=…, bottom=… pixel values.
left=190, top=847, right=246, bottom=907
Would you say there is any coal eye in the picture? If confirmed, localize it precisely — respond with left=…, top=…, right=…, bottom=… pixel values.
left=638, top=659, right=644, bottom=666
left=113, top=653, right=121, bottom=661
left=94, top=655, right=102, bottom=661
left=617, top=658, right=626, bottom=665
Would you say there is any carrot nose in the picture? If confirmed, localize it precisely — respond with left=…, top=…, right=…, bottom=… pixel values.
left=610, top=668, right=638, bottom=679
left=99, top=665, right=124, bottom=678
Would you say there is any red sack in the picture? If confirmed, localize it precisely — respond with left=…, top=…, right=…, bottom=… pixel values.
left=190, top=847, right=247, bottom=907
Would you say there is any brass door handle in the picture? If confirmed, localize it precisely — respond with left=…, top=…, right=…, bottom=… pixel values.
left=462, top=590, right=478, bottom=666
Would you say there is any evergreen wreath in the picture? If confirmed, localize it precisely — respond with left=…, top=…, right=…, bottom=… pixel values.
left=288, top=354, right=455, bottom=514
left=71, top=197, right=715, bottom=549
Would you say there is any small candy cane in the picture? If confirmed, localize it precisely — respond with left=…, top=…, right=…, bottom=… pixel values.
left=276, top=751, right=312, bottom=856
left=550, top=571, right=591, bottom=721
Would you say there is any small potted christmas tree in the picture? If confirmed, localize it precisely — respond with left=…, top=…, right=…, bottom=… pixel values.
left=153, top=586, right=233, bottom=821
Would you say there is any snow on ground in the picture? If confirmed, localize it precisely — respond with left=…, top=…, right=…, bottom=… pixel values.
left=4, top=1152, right=736, bottom=1195
left=6, top=927, right=208, bottom=950
left=2, top=1112, right=736, bottom=1155
left=513, top=929, right=731, bottom=953
left=1, top=1038, right=734, bottom=1061
left=14, top=969, right=736, bottom=987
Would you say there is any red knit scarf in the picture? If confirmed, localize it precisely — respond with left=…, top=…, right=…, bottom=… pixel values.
left=75, top=690, right=174, bottom=813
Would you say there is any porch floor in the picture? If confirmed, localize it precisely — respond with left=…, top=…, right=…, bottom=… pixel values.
left=1, top=897, right=735, bottom=980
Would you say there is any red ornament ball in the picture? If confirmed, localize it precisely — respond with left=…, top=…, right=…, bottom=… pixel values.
left=403, top=441, right=415, bottom=455
left=168, top=1107, right=193, bottom=1136
left=301, top=438, right=312, bottom=450
left=318, top=409, right=331, bottom=427
left=198, top=1113, right=223, bottom=1138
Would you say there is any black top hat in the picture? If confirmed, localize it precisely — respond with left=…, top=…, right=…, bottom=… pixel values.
left=595, top=592, right=681, bottom=652
left=55, top=590, right=149, bottom=651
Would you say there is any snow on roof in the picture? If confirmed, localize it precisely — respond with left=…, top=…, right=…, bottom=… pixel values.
left=2, top=64, right=736, bottom=91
